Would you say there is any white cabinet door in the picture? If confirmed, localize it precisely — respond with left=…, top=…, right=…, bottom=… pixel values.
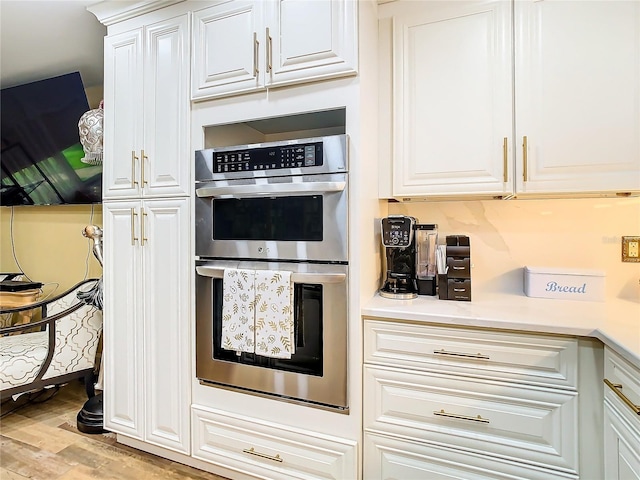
left=103, top=30, right=144, bottom=199
left=604, top=398, right=640, bottom=480
left=387, top=1, right=513, bottom=198
left=142, top=15, right=191, bottom=198
left=104, top=13, right=190, bottom=199
left=191, top=1, right=264, bottom=100
left=265, top=0, right=358, bottom=88
left=103, top=199, right=190, bottom=452
left=142, top=198, right=190, bottom=453
left=103, top=200, right=144, bottom=439
left=191, top=0, right=357, bottom=100
left=515, top=0, right=640, bottom=195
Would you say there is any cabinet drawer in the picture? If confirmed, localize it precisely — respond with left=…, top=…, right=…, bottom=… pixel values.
left=192, top=406, right=357, bottom=480
left=364, top=432, right=577, bottom=480
left=604, top=347, right=640, bottom=420
left=364, top=366, right=578, bottom=475
left=364, top=320, right=578, bottom=388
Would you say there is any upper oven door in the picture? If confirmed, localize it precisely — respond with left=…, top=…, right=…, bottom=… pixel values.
left=195, top=173, right=348, bottom=262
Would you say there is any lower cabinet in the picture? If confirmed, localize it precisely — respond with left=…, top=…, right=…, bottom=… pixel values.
left=364, top=432, right=573, bottom=480
left=103, top=198, right=191, bottom=453
left=362, top=318, right=597, bottom=480
left=604, top=347, right=640, bottom=480
left=192, top=406, right=357, bottom=480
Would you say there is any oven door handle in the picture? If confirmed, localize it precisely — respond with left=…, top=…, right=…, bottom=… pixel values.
left=195, top=181, right=346, bottom=199
left=196, top=266, right=346, bottom=284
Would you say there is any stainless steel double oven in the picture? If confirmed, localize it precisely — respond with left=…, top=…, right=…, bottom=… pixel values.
left=194, top=134, right=349, bottom=412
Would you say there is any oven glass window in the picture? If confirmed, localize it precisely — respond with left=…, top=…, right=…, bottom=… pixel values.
left=212, top=195, right=323, bottom=241
left=212, top=279, right=323, bottom=376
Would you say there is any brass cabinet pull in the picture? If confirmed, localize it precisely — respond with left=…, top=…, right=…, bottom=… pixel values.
left=131, top=151, right=139, bottom=188
left=141, top=149, right=148, bottom=186
left=604, top=379, right=640, bottom=415
left=522, top=135, right=528, bottom=182
left=434, top=409, right=490, bottom=424
left=433, top=349, right=490, bottom=360
left=242, top=447, right=283, bottom=463
left=266, top=27, right=272, bottom=73
left=130, top=208, right=138, bottom=245
left=253, top=32, right=259, bottom=77
left=502, top=137, right=508, bottom=182
left=140, top=207, right=147, bottom=246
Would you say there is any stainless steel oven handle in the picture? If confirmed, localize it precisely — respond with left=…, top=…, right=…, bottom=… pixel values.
left=196, top=266, right=346, bottom=284
left=196, top=181, right=346, bottom=198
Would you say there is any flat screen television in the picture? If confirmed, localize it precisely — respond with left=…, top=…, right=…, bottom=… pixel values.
left=1, top=71, right=102, bottom=206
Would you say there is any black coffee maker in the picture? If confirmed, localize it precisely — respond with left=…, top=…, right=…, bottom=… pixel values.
left=380, top=215, right=418, bottom=299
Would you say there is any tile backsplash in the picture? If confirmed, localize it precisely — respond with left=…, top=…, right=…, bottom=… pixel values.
left=390, top=197, right=640, bottom=301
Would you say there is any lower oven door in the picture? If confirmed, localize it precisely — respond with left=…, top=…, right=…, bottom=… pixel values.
left=195, top=259, right=348, bottom=412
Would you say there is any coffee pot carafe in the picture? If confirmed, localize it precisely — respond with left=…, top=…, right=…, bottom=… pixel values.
left=380, top=215, right=418, bottom=299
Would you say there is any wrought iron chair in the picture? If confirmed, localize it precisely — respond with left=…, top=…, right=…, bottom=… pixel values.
left=0, top=278, right=103, bottom=402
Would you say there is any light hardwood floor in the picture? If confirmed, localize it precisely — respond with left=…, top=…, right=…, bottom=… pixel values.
left=1, top=381, right=229, bottom=480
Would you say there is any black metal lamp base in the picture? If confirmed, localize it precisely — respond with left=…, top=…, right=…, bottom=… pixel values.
left=77, top=392, right=104, bottom=434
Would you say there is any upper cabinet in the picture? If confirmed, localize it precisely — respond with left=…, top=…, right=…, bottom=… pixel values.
left=380, top=1, right=513, bottom=198
left=191, top=0, right=358, bottom=101
left=515, top=0, right=640, bottom=195
left=103, top=12, right=191, bottom=199
left=379, top=0, right=640, bottom=200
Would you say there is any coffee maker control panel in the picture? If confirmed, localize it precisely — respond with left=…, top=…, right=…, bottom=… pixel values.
left=381, top=215, right=415, bottom=248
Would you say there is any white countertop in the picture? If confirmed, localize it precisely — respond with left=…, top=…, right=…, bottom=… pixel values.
left=362, top=290, right=640, bottom=368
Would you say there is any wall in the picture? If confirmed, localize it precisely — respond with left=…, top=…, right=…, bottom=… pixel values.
left=0, top=87, right=105, bottom=298
left=389, top=196, right=640, bottom=301
left=0, top=205, right=103, bottom=297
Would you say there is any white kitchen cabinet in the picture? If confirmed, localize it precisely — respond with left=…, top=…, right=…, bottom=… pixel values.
left=103, top=197, right=191, bottom=453
left=604, top=347, right=640, bottom=480
left=192, top=406, right=358, bottom=480
left=96, top=3, right=192, bottom=455
left=515, top=0, right=640, bottom=195
left=380, top=0, right=513, bottom=198
left=103, top=12, right=190, bottom=199
left=191, top=0, right=358, bottom=100
left=363, top=318, right=603, bottom=479
left=364, top=432, right=573, bottom=480
left=379, top=0, right=640, bottom=199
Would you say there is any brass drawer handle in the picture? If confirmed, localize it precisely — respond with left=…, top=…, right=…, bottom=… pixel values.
left=253, top=32, right=259, bottom=77
left=130, top=208, right=138, bottom=245
left=503, top=137, right=508, bottom=183
left=604, top=379, right=640, bottom=415
left=266, top=27, right=272, bottom=73
left=242, top=447, right=283, bottom=463
left=140, top=207, right=147, bottom=246
left=141, top=149, right=148, bottom=186
left=434, top=409, right=490, bottom=424
left=131, top=151, right=139, bottom=188
left=522, top=135, right=528, bottom=182
left=434, top=349, right=490, bottom=360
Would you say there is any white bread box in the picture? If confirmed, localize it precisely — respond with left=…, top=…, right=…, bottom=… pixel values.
left=523, top=266, right=605, bottom=302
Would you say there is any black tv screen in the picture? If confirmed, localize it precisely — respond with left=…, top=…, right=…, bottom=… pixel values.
left=1, top=72, right=102, bottom=206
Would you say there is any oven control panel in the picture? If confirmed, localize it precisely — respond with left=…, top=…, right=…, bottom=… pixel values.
left=213, top=142, right=323, bottom=174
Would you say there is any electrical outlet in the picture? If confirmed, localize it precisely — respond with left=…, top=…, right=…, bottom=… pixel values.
left=622, top=236, right=640, bottom=262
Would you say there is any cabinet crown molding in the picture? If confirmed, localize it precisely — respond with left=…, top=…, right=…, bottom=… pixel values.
left=87, top=0, right=184, bottom=26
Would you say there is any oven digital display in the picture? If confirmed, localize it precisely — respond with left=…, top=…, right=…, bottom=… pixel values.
left=212, top=195, right=324, bottom=241
left=213, top=142, right=323, bottom=173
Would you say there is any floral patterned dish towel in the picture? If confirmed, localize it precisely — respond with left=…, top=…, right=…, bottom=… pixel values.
left=221, top=268, right=256, bottom=354
left=254, top=270, right=294, bottom=359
